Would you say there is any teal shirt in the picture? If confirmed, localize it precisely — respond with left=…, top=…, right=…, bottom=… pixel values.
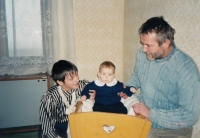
left=126, top=43, right=200, bottom=129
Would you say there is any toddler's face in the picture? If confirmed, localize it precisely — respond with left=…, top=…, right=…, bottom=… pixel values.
left=98, top=68, right=115, bottom=84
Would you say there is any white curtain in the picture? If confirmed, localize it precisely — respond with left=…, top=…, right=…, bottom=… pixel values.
left=0, top=0, right=76, bottom=75
left=51, top=0, right=76, bottom=65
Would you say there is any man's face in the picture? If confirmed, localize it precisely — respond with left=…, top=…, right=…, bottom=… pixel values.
left=140, top=32, right=165, bottom=61
left=98, top=68, right=115, bottom=84
left=59, top=73, right=79, bottom=92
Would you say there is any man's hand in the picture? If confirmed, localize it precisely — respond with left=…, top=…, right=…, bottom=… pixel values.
left=89, top=90, right=96, bottom=101
left=118, top=92, right=129, bottom=99
left=132, top=102, right=150, bottom=118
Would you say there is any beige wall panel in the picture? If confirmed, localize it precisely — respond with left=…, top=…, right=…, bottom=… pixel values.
left=74, top=0, right=125, bottom=82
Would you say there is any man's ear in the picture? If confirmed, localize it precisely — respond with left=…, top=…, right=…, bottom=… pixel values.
left=57, top=80, right=64, bottom=86
left=163, top=39, right=171, bottom=49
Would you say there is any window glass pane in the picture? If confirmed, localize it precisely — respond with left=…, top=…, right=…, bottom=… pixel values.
left=6, top=0, right=43, bottom=57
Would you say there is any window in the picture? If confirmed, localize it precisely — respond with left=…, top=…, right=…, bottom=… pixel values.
left=5, top=0, right=43, bottom=57
left=0, top=0, right=53, bottom=75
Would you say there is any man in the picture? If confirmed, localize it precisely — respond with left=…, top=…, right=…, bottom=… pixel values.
left=126, top=16, right=200, bottom=138
left=38, top=60, right=95, bottom=138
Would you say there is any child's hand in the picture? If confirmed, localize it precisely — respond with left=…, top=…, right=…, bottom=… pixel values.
left=89, top=90, right=96, bottom=101
left=130, top=87, right=136, bottom=93
left=80, top=95, right=87, bottom=101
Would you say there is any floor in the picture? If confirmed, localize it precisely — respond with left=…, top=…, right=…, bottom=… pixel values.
left=0, top=131, right=38, bottom=138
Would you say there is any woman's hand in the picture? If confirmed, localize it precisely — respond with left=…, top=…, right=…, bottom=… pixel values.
left=118, top=92, right=129, bottom=99
left=80, top=95, right=86, bottom=101
left=117, top=84, right=129, bottom=99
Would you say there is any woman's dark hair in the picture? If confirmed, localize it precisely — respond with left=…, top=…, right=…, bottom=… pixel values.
left=51, top=60, right=78, bottom=84
left=139, top=16, right=175, bottom=45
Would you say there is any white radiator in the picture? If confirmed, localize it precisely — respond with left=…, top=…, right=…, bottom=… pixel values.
left=0, top=74, right=50, bottom=129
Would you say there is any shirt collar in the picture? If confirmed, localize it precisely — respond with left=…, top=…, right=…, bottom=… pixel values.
left=59, top=86, right=72, bottom=97
left=94, top=78, right=117, bottom=86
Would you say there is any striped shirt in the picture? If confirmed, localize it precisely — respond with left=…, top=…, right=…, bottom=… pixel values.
left=39, top=80, right=89, bottom=138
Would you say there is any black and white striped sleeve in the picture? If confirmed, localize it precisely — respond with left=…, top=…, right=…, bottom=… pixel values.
left=39, top=94, right=59, bottom=138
